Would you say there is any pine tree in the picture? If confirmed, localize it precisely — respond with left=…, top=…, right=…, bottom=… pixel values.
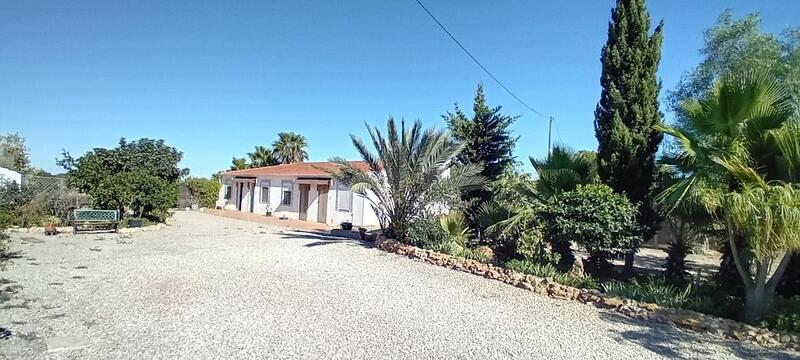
left=594, top=0, right=664, bottom=274
left=445, top=84, right=517, bottom=232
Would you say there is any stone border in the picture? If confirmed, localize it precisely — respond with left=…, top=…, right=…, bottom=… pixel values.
left=375, top=237, right=800, bottom=351
left=8, top=222, right=170, bottom=234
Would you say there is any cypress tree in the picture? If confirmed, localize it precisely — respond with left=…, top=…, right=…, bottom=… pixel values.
left=445, top=84, right=518, bottom=232
left=594, top=0, right=664, bottom=274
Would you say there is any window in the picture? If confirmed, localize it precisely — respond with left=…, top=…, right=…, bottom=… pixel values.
left=223, top=185, right=231, bottom=200
left=260, top=180, right=270, bottom=204
left=281, top=181, right=293, bottom=205
left=336, top=182, right=352, bottom=212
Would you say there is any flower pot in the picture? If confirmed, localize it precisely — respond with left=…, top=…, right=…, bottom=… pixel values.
left=44, top=224, right=58, bottom=236
left=358, top=227, right=367, bottom=240
left=341, top=222, right=353, bottom=231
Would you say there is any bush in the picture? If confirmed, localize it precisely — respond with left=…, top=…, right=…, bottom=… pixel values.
left=542, top=184, right=640, bottom=276
left=0, top=181, right=36, bottom=227
left=439, top=212, right=471, bottom=246
left=59, top=138, right=186, bottom=219
left=761, top=296, right=800, bottom=333
left=602, top=276, right=698, bottom=309
left=434, top=240, right=464, bottom=255
left=408, top=217, right=446, bottom=248
left=506, top=259, right=599, bottom=289
left=44, top=188, right=92, bottom=221
left=185, top=177, right=220, bottom=208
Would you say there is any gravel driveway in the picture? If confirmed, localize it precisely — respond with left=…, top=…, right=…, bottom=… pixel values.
left=0, top=211, right=795, bottom=359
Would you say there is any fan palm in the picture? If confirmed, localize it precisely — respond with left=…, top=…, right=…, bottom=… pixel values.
left=530, top=145, right=598, bottom=201
left=230, top=157, right=248, bottom=171
left=329, top=117, right=485, bottom=242
left=247, top=146, right=279, bottom=168
left=658, top=71, right=799, bottom=321
left=272, top=132, right=308, bottom=164
left=487, top=145, right=596, bottom=239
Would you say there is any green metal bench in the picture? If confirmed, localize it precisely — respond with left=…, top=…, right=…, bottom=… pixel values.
left=72, top=209, right=119, bottom=234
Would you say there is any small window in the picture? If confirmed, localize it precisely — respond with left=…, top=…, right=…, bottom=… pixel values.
left=260, top=180, right=270, bottom=203
left=223, top=185, right=231, bottom=200
left=260, top=187, right=269, bottom=203
left=336, top=182, right=352, bottom=212
left=281, top=181, right=293, bottom=205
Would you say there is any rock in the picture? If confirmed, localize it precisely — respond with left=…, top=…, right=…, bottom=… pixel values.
left=485, top=269, right=502, bottom=280
left=549, top=285, right=569, bottom=300
left=516, top=281, right=535, bottom=291
left=640, top=302, right=658, bottom=312
left=600, top=297, right=624, bottom=308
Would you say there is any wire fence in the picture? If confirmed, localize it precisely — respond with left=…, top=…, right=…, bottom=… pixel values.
left=21, top=174, right=67, bottom=194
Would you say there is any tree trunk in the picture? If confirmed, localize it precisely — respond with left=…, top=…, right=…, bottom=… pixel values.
left=623, top=253, right=635, bottom=276
left=551, top=240, right=575, bottom=273
left=744, top=287, right=769, bottom=323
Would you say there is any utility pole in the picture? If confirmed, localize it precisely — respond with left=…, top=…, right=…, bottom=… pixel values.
left=547, top=116, right=553, bottom=158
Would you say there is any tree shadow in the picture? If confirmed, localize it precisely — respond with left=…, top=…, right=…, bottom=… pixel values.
left=276, top=230, right=375, bottom=249
left=598, top=311, right=796, bottom=360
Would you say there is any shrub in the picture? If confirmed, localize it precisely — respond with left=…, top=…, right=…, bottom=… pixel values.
left=0, top=181, right=36, bottom=227
left=59, top=138, right=186, bottom=219
left=761, top=296, right=800, bottom=333
left=408, top=217, right=446, bottom=249
left=506, top=259, right=599, bottom=289
left=435, top=241, right=464, bottom=256
left=542, top=184, right=640, bottom=276
left=439, top=212, right=472, bottom=246
left=41, top=188, right=92, bottom=221
left=184, top=177, right=220, bottom=208
left=602, top=276, right=696, bottom=309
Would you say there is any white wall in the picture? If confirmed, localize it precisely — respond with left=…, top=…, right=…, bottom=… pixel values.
left=0, top=167, right=22, bottom=185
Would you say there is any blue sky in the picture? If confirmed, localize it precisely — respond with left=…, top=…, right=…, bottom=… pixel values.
left=1, top=1, right=798, bottom=177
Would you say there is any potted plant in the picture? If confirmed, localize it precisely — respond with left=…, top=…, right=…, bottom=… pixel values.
left=358, top=227, right=368, bottom=240
left=340, top=221, right=353, bottom=231
left=43, top=216, right=61, bottom=236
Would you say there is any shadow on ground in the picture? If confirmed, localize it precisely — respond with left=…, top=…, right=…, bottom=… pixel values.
left=276, top=230, right=375, bottom=249
left=598, top=311, right=795, bottom=360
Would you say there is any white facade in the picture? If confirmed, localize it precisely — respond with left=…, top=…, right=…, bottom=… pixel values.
left=0, top=167, right=22, bottom=185
left=217, top=175, right=380, bottom=228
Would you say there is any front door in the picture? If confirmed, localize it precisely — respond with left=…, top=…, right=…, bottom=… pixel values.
left=298, top=184, right=310, bottom=221
left=316, top=184, right=329, bottom=223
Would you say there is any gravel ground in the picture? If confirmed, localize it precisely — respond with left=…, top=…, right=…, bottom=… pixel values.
left=0, top=211, right=796, bottom=359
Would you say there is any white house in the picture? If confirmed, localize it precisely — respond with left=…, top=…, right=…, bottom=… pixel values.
left=217, top=161, right=380, bottom=227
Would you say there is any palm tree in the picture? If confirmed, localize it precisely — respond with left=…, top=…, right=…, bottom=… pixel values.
left=247, top=146, right=279, bottom=168
left=230, top=157, right=248, bottom=170
left=485, top=145, right=597, bottom=270
left=658, top=71, right=799, bottom=321
left=530, top=145, right=598, bottom=201
left=329, top=117, right=485, bottom=242
left=272, top=132, right=309, bottom=164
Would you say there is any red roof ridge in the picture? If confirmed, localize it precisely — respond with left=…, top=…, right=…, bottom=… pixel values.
left=221, top=160, right=369, bottom=177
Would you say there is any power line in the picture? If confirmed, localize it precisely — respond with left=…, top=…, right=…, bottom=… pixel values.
left=414, top=0, right=550, bottom=120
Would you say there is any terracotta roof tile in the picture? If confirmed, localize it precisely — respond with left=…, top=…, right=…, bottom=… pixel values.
left=221, top=161, right=370, bottom=177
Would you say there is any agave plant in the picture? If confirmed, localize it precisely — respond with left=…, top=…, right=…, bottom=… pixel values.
left=329, top=117, right=485, bottom=242
left=658, top=71, right=800, bottom=321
